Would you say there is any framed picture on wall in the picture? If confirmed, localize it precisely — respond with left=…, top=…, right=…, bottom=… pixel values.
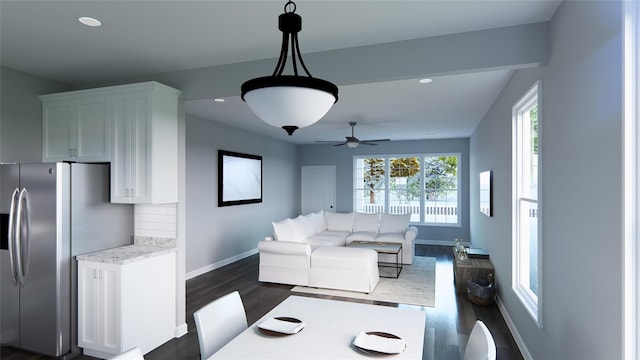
left=479, top=170, right=492, bottom=217
left=218, top=150, right=262, bottom=207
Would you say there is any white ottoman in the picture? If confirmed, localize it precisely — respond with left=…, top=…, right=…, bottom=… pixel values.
left=309, top=247, right=380, bottom=293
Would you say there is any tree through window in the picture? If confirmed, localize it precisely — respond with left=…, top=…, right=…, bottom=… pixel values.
left=354, top=154, right=460, bottom=224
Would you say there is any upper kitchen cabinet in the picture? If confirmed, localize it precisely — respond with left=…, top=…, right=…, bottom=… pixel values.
left=40, top=96, right=110, bottom=162
left=40, top=82, right=181, bottom=204
left=109, top=82, right=181, bottom=204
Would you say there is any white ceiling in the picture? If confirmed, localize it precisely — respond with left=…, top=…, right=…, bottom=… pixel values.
left=0, top=0, right=562, bottom=144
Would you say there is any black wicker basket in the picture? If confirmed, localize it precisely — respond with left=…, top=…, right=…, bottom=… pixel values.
left=466, top=275, right=495, bottom=306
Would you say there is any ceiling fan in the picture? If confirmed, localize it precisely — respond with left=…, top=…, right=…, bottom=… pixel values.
left=316, top=122, right=391, bottom=148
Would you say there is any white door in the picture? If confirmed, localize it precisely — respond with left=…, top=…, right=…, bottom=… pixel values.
left=301, top=166, right=336, bottom=214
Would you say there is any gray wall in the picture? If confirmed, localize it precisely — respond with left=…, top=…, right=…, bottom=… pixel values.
left=298, top=138, right=470, bottom=242
left=470, top=1, right=623, bottom=358
left=0, top=66, right=69, bottom=162
left=185, top=114, right=298, bottom=275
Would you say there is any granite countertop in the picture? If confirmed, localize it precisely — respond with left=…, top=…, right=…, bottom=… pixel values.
left=76, top=244, right=176, bottom=265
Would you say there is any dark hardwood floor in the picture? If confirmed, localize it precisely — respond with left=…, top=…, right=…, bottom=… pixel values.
left=2, top=245, right=523, bottom=360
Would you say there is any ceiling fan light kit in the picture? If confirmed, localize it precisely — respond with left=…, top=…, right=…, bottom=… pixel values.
left=241, top=0, right=339, bottom=136
left=346, top=138, right=359, bottom=148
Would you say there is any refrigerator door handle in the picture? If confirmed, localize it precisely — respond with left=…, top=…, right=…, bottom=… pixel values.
left=7, top=188, right=19, bottom=285
left=15, top=188, right=30, bottom=287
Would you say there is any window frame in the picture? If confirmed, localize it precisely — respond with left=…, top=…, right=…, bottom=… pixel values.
left=512, top=80, right=543, bottom=328
left=623, top=1, right=639, bottom=357
left=353, top=153, right=461, bottom=226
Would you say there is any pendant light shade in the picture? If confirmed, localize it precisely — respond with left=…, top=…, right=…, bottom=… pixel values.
left=241, top=1, right=338, bottom=136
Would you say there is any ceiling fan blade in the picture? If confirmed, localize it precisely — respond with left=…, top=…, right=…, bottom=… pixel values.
left=318, top=123, right=391, bottom=147
left=360, top=139, right=391, bottom=143
left=315, top=140, right=343, bottom=143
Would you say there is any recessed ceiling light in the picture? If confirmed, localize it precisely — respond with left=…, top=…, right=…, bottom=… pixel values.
left=79, top=17, right=102, bottom=27
left=419, top=78, right=433, bottom=84
left=213, top=98, right=225, bottom=103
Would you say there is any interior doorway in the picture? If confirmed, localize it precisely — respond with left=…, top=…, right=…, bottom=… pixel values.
left=301, top=165, right=336, bottom=214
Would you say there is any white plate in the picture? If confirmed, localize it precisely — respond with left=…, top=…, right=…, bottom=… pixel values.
left=353, top=331, right=406, bottom=355
left=258, top=317, right=304, bottom=336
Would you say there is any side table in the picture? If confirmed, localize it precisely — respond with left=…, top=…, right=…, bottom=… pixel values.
left=452, top=249, right=495, bottom=294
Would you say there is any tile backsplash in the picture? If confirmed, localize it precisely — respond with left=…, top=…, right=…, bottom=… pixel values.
left=134, top=204, right=177, bottom=239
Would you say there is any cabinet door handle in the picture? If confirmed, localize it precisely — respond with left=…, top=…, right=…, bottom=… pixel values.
left=93, top=269, right=103, bottom=280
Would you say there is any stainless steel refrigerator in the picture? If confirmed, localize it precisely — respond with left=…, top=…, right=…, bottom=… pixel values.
left=0, top=162, right=133, bottom=357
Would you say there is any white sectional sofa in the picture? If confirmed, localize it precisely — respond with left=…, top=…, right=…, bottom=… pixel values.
left=258, top=240, right=380, bottom=293
left=257, top=211, right=418, bottom=292
left=269, top=211, right=418, bottom=264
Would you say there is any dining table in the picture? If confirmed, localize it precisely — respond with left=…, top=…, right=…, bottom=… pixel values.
left=207, top=295, right=426, bottom=359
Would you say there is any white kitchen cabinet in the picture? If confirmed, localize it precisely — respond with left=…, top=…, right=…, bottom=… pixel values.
left=77, top=261, right=120, bottom=356
left=40, top=81, right=181, bottom=204
left=77, top=252, right=176, bottom=359
left=41, top=97, right=110, bottom=162
left=110, top=83, right=181, bottom=204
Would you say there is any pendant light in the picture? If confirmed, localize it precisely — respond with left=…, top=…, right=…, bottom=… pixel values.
left=241, top=1, right=339, bottom=136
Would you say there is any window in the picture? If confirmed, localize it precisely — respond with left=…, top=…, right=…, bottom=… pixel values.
left=623, top=1, right=639, bottom=357
left=512, top=81, right=542, bottom=327
left=354, top=154, right=460, bottom=225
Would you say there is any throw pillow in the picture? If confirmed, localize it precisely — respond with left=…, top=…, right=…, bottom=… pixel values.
left=325, top=211, right=354, bottom=232
left=309, top=210, right=327, bottom=233
left=272, top=218, right=294, bottom=242
left=289, top=216, right=308, bottom=241
left=379, top=213, right=411, bottom=233
left=352, top=212, right=380, bottom=233
left=302, top=213, right=316, bottom=238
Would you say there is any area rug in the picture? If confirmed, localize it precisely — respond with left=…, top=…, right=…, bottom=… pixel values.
left=291, top=256, right=436, bottom=307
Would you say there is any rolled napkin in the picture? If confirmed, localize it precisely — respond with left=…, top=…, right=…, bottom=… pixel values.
left=353, top=332, right=406, bottom=354
left=258, top=317, right=305, bottom=334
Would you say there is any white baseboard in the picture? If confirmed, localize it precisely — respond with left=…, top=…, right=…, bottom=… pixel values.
left=186, top=248, right=258, bottom=280
left=174, top=323, right=188, bottom=338
left=496, top=295, right=533, bottom=360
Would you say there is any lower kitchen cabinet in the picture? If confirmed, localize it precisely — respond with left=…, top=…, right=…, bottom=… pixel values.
left=77, top=252, right=176, bottom=358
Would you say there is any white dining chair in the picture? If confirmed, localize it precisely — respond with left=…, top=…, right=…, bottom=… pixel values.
left=463, top=320, right=497, bottom=360
left=109, top=347, right=144, bottom=359
left=193, top=290, right=248, bottom=359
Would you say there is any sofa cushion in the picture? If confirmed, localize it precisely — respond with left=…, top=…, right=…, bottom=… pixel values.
left=305, top=238, right=341, bottom=248
left=311, top=246, right=378, bottom=271
left=352, top=212, right=380, bottom=233
left=375, top=232, right=405, bottom=243
left=272, top=218, right=295, bottom=242
left=346, top=232, right=378, bottom=242
left=325, top=212, right=354, bottom=232
left=307, top=230, right=349, bottom=246
left=379, top=213, right=411, bottom=233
